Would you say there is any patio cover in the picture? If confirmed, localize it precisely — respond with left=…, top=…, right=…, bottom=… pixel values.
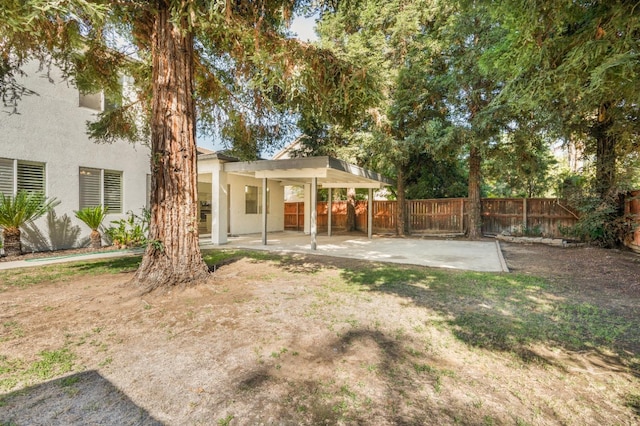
left=223, top=156, right=394, bottom=249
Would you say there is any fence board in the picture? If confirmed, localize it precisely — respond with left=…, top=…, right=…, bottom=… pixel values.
left=284, top=202, right=304, bottom=231
left=481, top=198, right=524, bottom=235
left=409, top=198, right=465, bottom=234
left=286, top=198, right=578, bottom=238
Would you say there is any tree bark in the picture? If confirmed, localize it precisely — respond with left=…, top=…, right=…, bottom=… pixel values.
left=396, top=167, right=406, bottom=236
left=593, top=103, right=617, bottom=199
left=346, top=188, right=356, bottom=231
left=467, top=145, right=482, bottom=239
left=132, top=2, right=209, bottom=291
left=3, top=227, right=21, bottom=257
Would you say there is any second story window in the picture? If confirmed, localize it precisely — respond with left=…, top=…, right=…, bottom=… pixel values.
left=78, top=76, right=125, bottom=112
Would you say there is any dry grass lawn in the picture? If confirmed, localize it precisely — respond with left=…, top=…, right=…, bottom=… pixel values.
left=0, top=244, right=639, bottom=425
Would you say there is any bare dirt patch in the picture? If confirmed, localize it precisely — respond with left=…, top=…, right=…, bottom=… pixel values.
left=0, top=245, right=639, bottom=425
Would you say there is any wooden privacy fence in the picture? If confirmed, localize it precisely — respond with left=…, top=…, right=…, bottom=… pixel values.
left=625, top=190, right=640, bottom=253
left=481, top=198, right=578, bottom=237
left=285, top=198, right=579, bottom=238
left=283, top=202, right=305, bottom=231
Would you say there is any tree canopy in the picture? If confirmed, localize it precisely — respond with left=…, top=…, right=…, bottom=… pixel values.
left=1, top=0, right=380, bottom=289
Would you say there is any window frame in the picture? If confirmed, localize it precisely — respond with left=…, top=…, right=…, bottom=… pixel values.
left=78, top=167, right=123, bottom=213
left=244, top=185, right=270, bottom=215
left=0, top=157, right=46, bottom=196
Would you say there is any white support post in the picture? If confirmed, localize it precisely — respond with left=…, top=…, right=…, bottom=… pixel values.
left=311, top=177, right=317, bottom=250
left=262, top=177, right=268, bottom=245
left=368, top=188, right=373, bottom=240
left=327, top=187, right=333, bottom=237
left=211, top=166, right=228, bottom=245
left=303, top=183, right=311, bottom=234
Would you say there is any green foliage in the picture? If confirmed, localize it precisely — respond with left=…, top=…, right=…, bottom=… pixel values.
left=27, top=348, right=75, bottom=380
left=483, top=131, right=557, bottom=198
left=482, top=0, right=640, bottom=198
left=560, top=194, right=629, bottom=247
left=105, top=209, right=149, bottom=249
left=339, top=263, right=636, bottom=358
left=0, top=191, right=60, bottom=230
left=74, top=206, right=108, bottom=231
left=0, top=256, right=142, bottom=291
left=404, top=152, right=468, bottom=199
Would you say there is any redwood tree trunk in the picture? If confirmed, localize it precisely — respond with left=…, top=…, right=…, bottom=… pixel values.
left=396, top=167, right=406, bottom=236
left=346, top=188, right=356, bottom=231
left=132, top=2, right=209, bottom=291
left=467, top=145, right=482, bottom=239
left=593, top=103, right=617, bottom=199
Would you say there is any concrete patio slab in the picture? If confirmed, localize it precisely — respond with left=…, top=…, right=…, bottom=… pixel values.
left=202, top=232, right=508, bottom=273
left=0, top=232, right=507, bottom=273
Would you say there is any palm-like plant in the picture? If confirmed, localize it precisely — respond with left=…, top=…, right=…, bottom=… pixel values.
left=0, top=191, right=61, bottom=257
left=74, top=205, right=108, bottom=250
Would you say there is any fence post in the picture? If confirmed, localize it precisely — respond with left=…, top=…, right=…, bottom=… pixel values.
left=296, top=202, right=300, bottom=231
left=460, top=198, right=465, bottom=234
left=523, top=198, right=528, bottom=231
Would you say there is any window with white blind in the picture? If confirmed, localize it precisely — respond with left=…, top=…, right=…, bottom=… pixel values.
left=0, top=157, right=46, bottom=196
left=79, top=167, right=122, bottom=213
left=0, top=158, right=13, bottom=195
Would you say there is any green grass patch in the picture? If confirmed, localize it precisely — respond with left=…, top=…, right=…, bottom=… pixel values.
left=202, top=249, right=281, bottom=266
left=0, top=348, right=76, bottom=392
left=26, top=348, right=75, bottom=380
left=339, top=263, right=638, bottom=361
left=0, top=256, right=142, bottom=290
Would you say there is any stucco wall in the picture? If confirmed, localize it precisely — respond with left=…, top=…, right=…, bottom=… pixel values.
left=227, top=174, right=285, bottom=235
left=0, top=61, right=150, bottom=250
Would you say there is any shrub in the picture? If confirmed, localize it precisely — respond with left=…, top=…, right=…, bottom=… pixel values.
left=560, top=193, right=628, bottom=247
left=74, top=206, right=108, bottom=250
left=105, top=208, right=149, bottom=249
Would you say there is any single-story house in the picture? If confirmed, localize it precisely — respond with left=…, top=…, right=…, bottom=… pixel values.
left=197, top=152, right=393, bottom=249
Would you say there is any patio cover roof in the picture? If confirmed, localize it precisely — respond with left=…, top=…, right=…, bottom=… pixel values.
left=221, top=156, right=394, bottom=189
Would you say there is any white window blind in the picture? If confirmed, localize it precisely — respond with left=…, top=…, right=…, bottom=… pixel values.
left=0, top=158, right=45, bottom=196
left=79, top=167, right=101, bottom=209
left=104, top=170, right=122, bottom=213
left=0, top=158, right=14, bottom=195
left=79, top=167, right=122, bottom=213
left=17, top=162, right=45, bottom=193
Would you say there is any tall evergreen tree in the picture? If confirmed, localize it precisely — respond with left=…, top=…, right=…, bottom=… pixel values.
left=482, top=0, right=640, bottom=199
left=1, top=0, right=377, bottom=291
left=314, top=0, right=454, bottom=236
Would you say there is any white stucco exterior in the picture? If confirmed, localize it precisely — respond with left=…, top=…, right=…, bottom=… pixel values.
left=0, top=61, right=150, bottom=250
left=197, top=155, right=392, bottom=248
left=197, top=155, right=285, bottom=245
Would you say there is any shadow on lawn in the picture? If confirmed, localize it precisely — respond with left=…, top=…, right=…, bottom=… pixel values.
left=339, top=264, right=640, bottom=371
left=233, top=328, right=506, bottom=425
left=65, top=256, right=142, bottom=274
left=0, top=370, right=162, bottom=425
